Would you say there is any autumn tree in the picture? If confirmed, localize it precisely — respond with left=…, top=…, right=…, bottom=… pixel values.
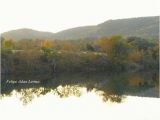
left=41, top=40, right=55, bottom=55
left=2, top=39, right=14, bottom=49
left=96, top=35, right=130, bottom=61
left=128, top=49, right=144, bottom=62
left=41, top=40, right=53, bottom=48
left=15, top=39, right=38, bottom=50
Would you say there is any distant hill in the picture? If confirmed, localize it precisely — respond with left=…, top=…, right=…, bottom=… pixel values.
left=2, top=28, right=55, bottom=40
left=2, top=16, right=159, bottom=40
left=54, top=16, right=159, bottom=40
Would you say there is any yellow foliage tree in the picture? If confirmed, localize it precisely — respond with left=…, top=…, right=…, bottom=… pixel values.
left=41, top=40, right=53, bottom=48
left=2, top=39, right=14, bottom=49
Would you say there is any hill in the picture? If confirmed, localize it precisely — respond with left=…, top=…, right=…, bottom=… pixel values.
left=2, top=28, right=55, bottom=40
left=2, top=16, right=159, bottom=40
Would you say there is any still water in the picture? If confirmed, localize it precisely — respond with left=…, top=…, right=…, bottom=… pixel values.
left=0, top=72, right=159, bottom=120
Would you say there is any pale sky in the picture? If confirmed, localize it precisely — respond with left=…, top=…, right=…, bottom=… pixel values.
left=0, top=0, right=159, bottom=33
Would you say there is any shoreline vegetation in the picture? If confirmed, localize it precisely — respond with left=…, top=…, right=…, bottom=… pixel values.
left=1, top=34, right=159, bottom=103
left=1, top=35, right=159, bottom=74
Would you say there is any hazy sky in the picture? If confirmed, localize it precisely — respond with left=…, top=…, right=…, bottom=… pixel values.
left=0, top=0, right=159, bottom=33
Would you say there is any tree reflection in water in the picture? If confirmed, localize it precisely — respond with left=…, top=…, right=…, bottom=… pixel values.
left=1, top=71, right=159, bottom=105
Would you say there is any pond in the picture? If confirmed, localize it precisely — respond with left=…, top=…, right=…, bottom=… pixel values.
left=0, top=72, right=159, bottom=120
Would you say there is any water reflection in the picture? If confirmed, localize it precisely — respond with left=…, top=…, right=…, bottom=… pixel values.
left=1, top=72, right=159, bottom=104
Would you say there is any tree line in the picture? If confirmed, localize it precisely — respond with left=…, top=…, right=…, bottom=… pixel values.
left=1, top=35, right=159, bottom=74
